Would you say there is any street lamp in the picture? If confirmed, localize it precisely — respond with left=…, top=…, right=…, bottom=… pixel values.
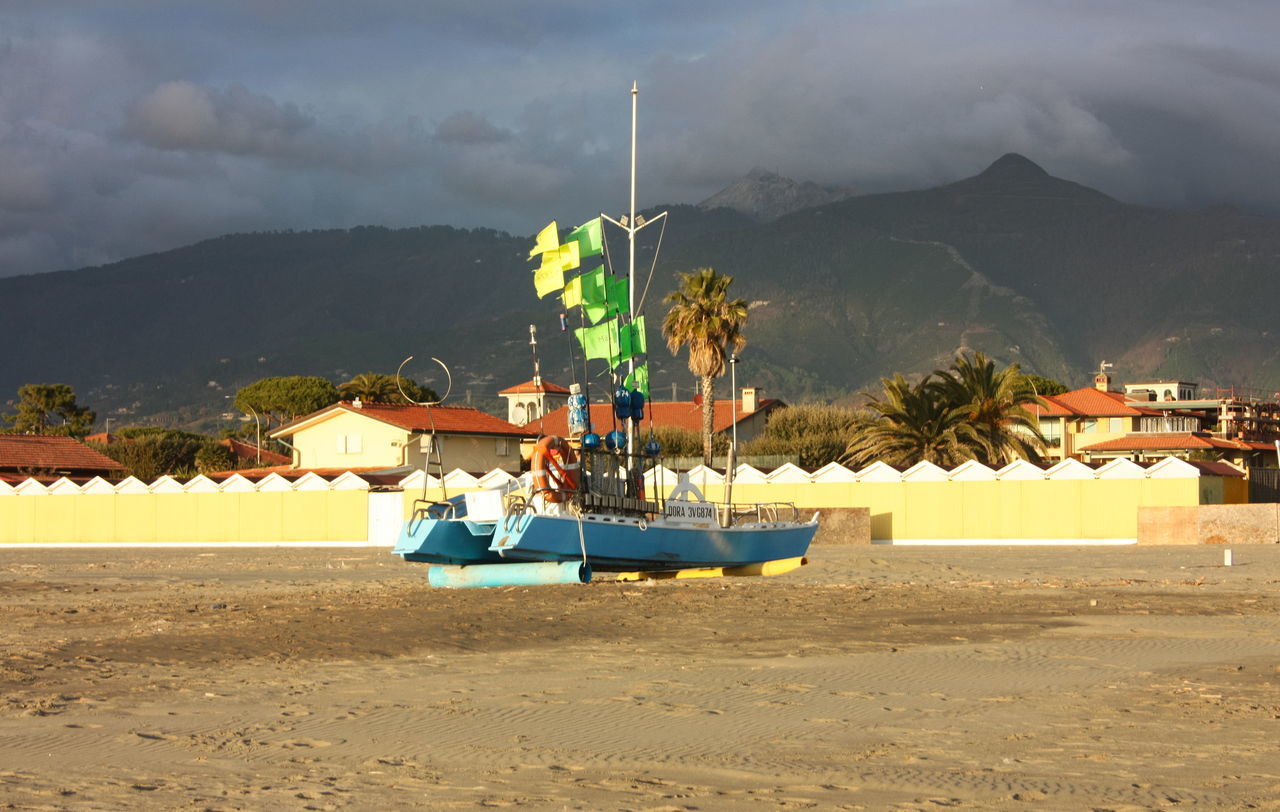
left=243, top=404, right=262, bottom=464
left=726, top=354, right=739, bottom=507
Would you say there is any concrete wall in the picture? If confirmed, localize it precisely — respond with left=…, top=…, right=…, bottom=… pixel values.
left=1138, top=504, right=1280, bottom=545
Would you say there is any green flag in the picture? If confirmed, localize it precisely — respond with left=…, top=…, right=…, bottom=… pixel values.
left=618, top=315, right=647, bottom=363
left=564, top=217, right=602, bottom=258
left=625, top=363, right=650, bottom=398
left=574, top=317, right=620, bottom=363
left=562, top=265, right=605, bottom=309
left=584, top=276, right=629, bottom=324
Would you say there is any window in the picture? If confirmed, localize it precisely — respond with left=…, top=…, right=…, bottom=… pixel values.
left=1080, top=419, right=1097, bottom=433
left=336, top=434, right=363, bottom=454
left=1109, top=417, right=1125, bottom=433
left=1040, top=421, right=1062, bottom=448
left=495, top=438, right=510, bottom=456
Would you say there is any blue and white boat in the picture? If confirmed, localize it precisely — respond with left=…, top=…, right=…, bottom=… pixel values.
left=394, top=453, right=817, bottom=572
left=392, top=83, right=818, bottom=583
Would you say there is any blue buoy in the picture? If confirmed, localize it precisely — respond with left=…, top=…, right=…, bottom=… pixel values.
left=605, top=429, right=627, bottom=450
left=629, top=389, right=645, bottom=421
left=613, top=386, right=631, bottom=420
left=644, top=437, right=662, bottom=456
left=426, top=561, right=591, bottom=588
left=581, top=432, right=602, bottom=450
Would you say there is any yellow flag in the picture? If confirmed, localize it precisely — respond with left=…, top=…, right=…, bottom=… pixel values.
left=534, top=242, right=580, bottom=297
left=528, top=221, right=558, bottom=259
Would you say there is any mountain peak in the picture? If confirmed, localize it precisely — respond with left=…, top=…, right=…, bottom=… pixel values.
left=978, top=153, right=1050, bottom=180
left=700, top=169, right=856, bottom=222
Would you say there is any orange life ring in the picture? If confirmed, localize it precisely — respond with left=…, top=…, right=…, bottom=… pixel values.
left=530, top=435, right=580, bottom=503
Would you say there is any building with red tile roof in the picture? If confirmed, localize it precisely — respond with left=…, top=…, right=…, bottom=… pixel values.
left=270, top=401, right=535, bottom=474
left=497, top=378, right=572, bottom=426
left=1075, top=433, right=1273, bottom=467
left=0, top=434, right=125, bottom=482
left=526, top=387, right=782, bottom=443
left=1030, top=372, right=1278, bottom=466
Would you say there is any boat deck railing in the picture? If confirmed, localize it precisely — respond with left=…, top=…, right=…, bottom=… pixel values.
left=719, top=501, right=804, bottom=527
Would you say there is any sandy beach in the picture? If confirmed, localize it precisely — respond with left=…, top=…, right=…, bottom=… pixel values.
left=1, top=544, right=1279, bottom=810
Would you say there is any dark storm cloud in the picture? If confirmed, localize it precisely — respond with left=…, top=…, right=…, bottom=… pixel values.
left=1, top=1, right=1279, bottom=277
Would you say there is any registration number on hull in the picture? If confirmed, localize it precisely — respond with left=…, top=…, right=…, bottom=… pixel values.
left=663, top=500, right=717, bottom=524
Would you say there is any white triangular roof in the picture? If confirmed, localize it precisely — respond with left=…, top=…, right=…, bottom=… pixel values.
left=397, top=469, right=432, bottom=490
left=183, top=475, right=221, bottom=493
left=995, top=459, right=1047, bottom=481
left=1144, top=456, right=1203, bottom=479
left=81, top=476, right=117, bottom=494
left=1044, top=458, right=1097, bottom=480
left=256, top=472, right=294, bottom=492
left=0, top=478, right=17, bottom=495
left=732, top=465, right=769, bottom=484
left=642, top=465, right=676, bottom=486
left=14, top=478, right=49, bottom=495
left=442, top=469, right=480, bottom=489
left=46, top=477, right=82, bottom=495
left=1095, top=458, right=1148, bottom=479
left=292, top=472, right=332, bottom=491
left=901, top=461, right=950, bottom=482
left=810, top=462, right=858, bottom=483
left=330, top=471, right=371, bottom=491
left=764, top=463, right=810, bottom=484
left=113, top=476, right=150, bottom=494
left=218, top=473, right=257, bottom=493
left=948, top=460, right=997, bottom=481
left=149, top=475, right=185, bottom=494
left=686, top=465, right=725, bottom=485
left=478, top=469, right=517, bottom=488
left=855, top=461, right=903, bottom=482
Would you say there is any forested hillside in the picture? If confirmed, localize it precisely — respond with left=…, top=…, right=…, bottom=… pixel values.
left=6, top=155, right=1280, bottom=429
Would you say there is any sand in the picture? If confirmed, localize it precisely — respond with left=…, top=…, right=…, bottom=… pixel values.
left=1, top=544, right=1279, bottom=811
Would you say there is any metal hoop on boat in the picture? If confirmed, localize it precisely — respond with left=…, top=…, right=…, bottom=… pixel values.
left=637, top=518, right=647, bottom=531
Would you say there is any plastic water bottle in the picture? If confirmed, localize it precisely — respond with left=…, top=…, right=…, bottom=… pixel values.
left=568, top=384, right=587, bottom=435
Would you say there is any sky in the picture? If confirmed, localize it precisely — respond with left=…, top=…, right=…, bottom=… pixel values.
left=2, top=0, right=1279, bottom=277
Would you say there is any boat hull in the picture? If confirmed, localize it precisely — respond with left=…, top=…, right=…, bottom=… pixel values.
left=488, top=512, right=818, bottom=571
left=393, top=516, right=504, bottom=565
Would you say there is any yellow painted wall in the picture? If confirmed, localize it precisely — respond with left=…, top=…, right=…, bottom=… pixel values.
left=290, top=411, right=408, bottom=470
left=0, top=466, right=1235, bottom=545
left=403, top=435, right=522, bottom=474
left=0, top=490, right=368, bottom=544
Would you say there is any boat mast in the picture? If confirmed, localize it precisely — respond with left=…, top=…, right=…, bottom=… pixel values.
left=601, top=82, right=666, bottom=457
left=627, top=81, right=638, bottom=457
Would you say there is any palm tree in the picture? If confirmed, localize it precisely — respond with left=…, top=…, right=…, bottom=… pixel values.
left=338, top=373, right=437, bottom=405
left=843, top=374, right=979, bottom=468
left=662, top=268, right=748, bottom=466
left=339, top=373, right=400, bottom=403
left=935, top=352, right=1046, bottom=465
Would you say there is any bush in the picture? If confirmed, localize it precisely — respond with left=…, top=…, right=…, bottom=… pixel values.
left=740, top=404, right=868, bottom=468
left=645, top=425, right=729, bottom=458
left=90, top=429, right=227, bottom=480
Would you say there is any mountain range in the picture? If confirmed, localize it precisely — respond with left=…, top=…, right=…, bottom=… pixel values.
left=6, top=153, right=1280, bottom=430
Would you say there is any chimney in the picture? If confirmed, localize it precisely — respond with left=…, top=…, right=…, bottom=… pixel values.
left=1094, top=361, right=1114, bottom=392
left=352, top=397, right=363, bottom=409
left=742, top=387, right=759, bottom=413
